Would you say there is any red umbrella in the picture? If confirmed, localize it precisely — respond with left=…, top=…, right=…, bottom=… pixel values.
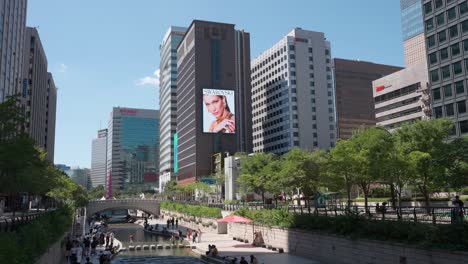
left=217, top=215, right=255, bottom=243
left=216, top=215, right=252, bottom=223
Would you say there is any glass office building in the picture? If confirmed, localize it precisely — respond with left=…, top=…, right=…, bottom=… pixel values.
left=107, top=107, right=160, bottom=196
left=401, top=0, right=425, bottom=41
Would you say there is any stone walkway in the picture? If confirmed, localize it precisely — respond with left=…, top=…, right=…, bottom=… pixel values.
left=142, top=218, right=320, bottom=264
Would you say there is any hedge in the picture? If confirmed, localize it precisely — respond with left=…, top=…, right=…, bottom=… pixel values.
left=0, top=206, right=73, bottom=263
left=160, top=201, right=222, bottom=219
left=234, top=208, right=468, bottom=251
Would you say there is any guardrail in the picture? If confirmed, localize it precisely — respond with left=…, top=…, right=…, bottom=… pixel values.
left=0, top=210, right=56, bottom=232
left=157, top=199, right=467, bottom=225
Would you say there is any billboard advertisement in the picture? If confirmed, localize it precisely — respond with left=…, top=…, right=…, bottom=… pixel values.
left=202, top=89, right=235, bottom=134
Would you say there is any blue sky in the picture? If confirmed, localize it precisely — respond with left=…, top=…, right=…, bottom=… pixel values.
left=27, top=0, right=404, bottom=168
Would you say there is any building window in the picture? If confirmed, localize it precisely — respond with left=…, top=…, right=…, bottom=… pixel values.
left=440, top=48, right=449, bottom=60
left=447, top=7, right=457, bottom=21
left=309, top=65, right=314, bottom=70
left=442, top=65, right=451, bottom=79
left=429, top=52, right=438, bottom=65
left=435, top=0, right=443, bottom=9
left=434, top=106, right=443, bottom=118
left=310, top=73, right=314, bottom=78
left=428, top=35, right=436, bottom=48
left=426, top=18, right=434, bottom=31
left=463, top=19, right=468, bottom=33
left=438, top=30, right=447, bottom=43
left=291, top=71, right=296, bottom=76
left=436, top=13, right=445, bottom=26
left=308, top=47, right=313, bottom=53
left=451, top=43, right=461, bottom=56
left=461, top=120, right=468, bottom=134
left=309, top=56, right=313, bottom=62
left=424, top=2, right=433, bottom=14
left=290, top=54, right=295, bottom=59
left=310, top=81, right=315, bottom=87
left=453, top=61, right=463, bottom=75
left=458, top=100, right=467, bottom=114
left=433, top=88, right=442, bottom=101
left=446, top=103, right=455, bottom=116
left=444, top=84, right=453, bottom=98
left=431, top=69, right=440, bottom=82
left=460, top=2, right=468, bottom=16
left=455, top=80, right=465, bottom=94
left=289, top=45, right=295, bottom=51
left=449, top=25, right=459, bottom=38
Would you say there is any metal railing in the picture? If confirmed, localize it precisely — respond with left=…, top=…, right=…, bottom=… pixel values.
left=0, top=210, right=56, bottom=232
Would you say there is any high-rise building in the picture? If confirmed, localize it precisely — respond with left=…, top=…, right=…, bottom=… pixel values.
left=158, top=26, right=186, bottom=192
left=373, top=63, right=431, bottom=130
left=46, top=73, right=57, bottom=162
left=55, top=164, right=71, bottom=176
left=106, top=107, right=160, bottom=197
left=22, top=27, right=57, bottom=162
left=401, top=0, right=427, bottom=66
left=70, top=167, right=91, bottom=190
left=423, top=0, right=468, bottom=137
left=0, top=0, right=27, bottom=103
left=91, top=129, right=107, bottom=188
left=251, top=28, right=335, bottom=153
left=176, top=20, right=252, bottom=184
left=333, top=59, right=402, bottom=139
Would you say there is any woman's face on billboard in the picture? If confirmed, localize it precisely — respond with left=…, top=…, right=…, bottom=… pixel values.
left=203, top=95, right=225, bottom=118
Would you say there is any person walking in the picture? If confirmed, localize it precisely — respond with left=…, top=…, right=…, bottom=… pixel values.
left=187, top=229, right=191, bottom=241
left=198, top=228, right=202, bottom=242
left=175, top=218, right=179, bottom=228
left=192, top=231, right=197, bottom=243
left=129, top=234, right=134, bottom=245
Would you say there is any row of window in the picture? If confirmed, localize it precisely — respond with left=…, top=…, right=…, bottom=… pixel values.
left=433, top=100, right=467, bottom=118
left=430, top=59, right=468, bottom=82
left=432, top=80, right=466, bottom=100
left=427, top=20, right=468, bottom=49
left=428, top=39, right=468, bottom=65
left=424, top=0, right=467, bottom=16
left=425, top=3, right=466, bottom=31
left=374, top=83, right=419, bottom=104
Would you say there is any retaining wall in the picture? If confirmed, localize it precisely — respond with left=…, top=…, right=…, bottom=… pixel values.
left=35, top=233, right=67, bottom=264
left=228, top=223, right=468, bottom=264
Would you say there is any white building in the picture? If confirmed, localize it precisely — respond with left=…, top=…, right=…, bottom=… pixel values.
left=373, top=62, right=431, bottom=130
left=251, top=28, right=336, bottom=154
left=158, top=26, right=186, bottom=191
left=91, top=129, right=107, bottom=188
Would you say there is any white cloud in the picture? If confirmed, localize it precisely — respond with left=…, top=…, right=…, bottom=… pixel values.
left=58, top=63, right=68, bottom=73
left=136, top=69, right=160, bottom=86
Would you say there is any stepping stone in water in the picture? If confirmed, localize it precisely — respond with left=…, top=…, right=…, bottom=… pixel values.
left=136, top=245, right=141, bottom=250
left=143, top=245, right=149, bottom=250
left=150, top=245, right=156, bottom=249
left=129, top=246, right=135, bottom=251
left=157, top=245, right=163, bottom=249
left=165, top=245, right=171, bottom=249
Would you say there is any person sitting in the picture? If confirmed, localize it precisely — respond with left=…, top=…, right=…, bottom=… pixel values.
left=206, top=244, right=212, bottom=255
left=211, top=245, right=218, bottom=257
left=250, top=254, right=258, bottom=264
left=240, top=256, right=248, bottom=264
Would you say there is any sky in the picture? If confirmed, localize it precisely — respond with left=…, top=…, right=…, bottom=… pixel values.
left=27, top=0, right=405, bottom=168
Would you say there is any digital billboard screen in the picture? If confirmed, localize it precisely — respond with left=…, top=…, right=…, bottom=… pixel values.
left=202, top=89, right=235, bottom=134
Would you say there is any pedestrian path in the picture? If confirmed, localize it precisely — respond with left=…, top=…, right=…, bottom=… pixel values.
left=142, top=218, right=320, bottom=264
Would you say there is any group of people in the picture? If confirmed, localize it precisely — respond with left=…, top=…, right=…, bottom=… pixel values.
left=166, top=217, right=178, bottom=229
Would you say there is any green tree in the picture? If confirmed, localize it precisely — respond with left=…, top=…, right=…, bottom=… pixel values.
left=280, top=148, right=325, bottom=212
left=395, top=119, right=453, bottom=207
left=88, top=185, right=106, bottom=199
left=443, top=136, right=468, bottom=189
left=238, top=153, right=276, bottom=203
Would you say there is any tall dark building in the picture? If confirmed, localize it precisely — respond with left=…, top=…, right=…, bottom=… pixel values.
left=333, top=59, right=402, bottom=139
left=423, top=0, right=468, bottom=137
left=22, top=27, right=57, bottom=162
left=176, top=20, right=252, bottom=184
left=0, top=0, right=28, bottom=103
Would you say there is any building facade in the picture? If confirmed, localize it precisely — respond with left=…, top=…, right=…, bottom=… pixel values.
left=251, top=28, right=335, bottom=153
left=106, top=108, right=160, bottom=196
left=333, top=59, right=402, bottom=139
left=401, top=0, right=428, bottom=66
left=423, top=0, right=468, bottom=137
left=70, top=167, right=91, bottom=191
left=0, top=0, right=27, bottom=103
left=22, top=27, right=57, bottom=162
left=372, top=62, right=431, bottom=130
left=158, top=26, right=186, bottom=191
left=91, top=129, right=107, bottom=188
left=176, top=20, right=253, bottom=184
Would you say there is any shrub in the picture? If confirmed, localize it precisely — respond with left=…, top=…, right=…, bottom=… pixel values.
left=160, top=201, right=222, bottom=219
left=0, top=206, right=73, bottom=263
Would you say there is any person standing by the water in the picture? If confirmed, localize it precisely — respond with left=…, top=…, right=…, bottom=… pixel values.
left=187, top=229, right=191, bottom=240
left=198, top=228, right=202, bottom=242
left=129, top=234, right=134, bottom=245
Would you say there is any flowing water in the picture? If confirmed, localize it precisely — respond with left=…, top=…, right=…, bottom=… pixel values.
left=109, top=223, right=204, bottom=263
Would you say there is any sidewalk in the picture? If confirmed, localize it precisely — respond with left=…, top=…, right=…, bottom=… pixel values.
left=142, top=218, right=320, bottom=264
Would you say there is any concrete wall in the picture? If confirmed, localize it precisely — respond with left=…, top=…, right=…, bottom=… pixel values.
left=228, top=223, right=467, bottom=264
left=35, top=233, right=67, bottom=264
left=161, top=210, right=219, bottom=234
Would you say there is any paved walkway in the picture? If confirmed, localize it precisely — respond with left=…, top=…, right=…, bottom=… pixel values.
left=142, top=218, right=320, bottom=264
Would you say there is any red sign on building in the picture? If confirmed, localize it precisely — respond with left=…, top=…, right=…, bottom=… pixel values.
left=120, top=109, right=138, bottom=115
